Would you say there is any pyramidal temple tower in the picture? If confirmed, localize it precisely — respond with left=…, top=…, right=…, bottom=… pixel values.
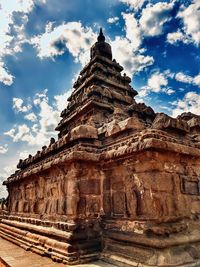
left=2, top=29, right=200, bottom=266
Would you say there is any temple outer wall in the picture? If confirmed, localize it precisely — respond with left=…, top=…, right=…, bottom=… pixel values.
left=101, top=149, right=200, bottom=267
left=2, top=143, right=200, bottom=266
left=102, top=150, right=200, bottom=222
left=8, top=149, right=200, bottom=222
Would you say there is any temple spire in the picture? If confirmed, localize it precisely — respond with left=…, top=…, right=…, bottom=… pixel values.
left=90, top=27, right=112, bottom=60
left=97, top=28, right=105, bottom=43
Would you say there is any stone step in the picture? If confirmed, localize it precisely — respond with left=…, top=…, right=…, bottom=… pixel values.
left=0, top=220, right=101, bottom=265
left=0, top=215, right=77, bottom=231
left=101, top=253, right=138, bottom=267
left=0, top=228, right=78, bottom=262
left=0, top=222, right=78, bottom=261
left=102, top=235, right=200, bottom=267
left=102, top=237, right=149, bottom=267
left=1, top=219, right=73, bottom=241
left=0, top=235, right=114, bottom=267
left=0, top=223, right=76, bottom=253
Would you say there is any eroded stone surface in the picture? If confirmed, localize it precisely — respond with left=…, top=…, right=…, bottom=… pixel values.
left=1, top=29, right=200, bottom=267
left=0, top=237, right=113, bottom=267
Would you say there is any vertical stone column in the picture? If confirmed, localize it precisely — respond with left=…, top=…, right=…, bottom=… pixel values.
left=65, top=162, right=80, bottom=218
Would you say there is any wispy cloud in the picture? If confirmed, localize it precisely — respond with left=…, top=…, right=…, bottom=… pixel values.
left=175, top=72, right=200, bottom=87
left=172, top=91, right=200, bottom=117
left=4, top=88, right=71, bottom=146
left=13, top=98, right=32, bottom=113
left=30, top=21, right=96, bottom=65
left=107, top=16, right=119, bottom=24
left=0, top=0, right=46, bottom=86
left=0, top=145, right=8, bottom=154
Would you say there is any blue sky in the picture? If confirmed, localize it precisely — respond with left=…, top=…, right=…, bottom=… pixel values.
left=0, top=0, right=199, bottom=197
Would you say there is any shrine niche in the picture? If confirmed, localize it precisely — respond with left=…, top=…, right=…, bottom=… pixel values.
left=1, top=29, right=200, bottom=266
left=180, top=175, right=200, bottom=195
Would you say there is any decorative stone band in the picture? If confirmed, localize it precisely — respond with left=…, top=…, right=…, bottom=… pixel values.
left=56, top=98, right=113, bottom=130
left=79, top=55, right=123, bottom=79
left=102, top=226, right=200, bottom=267
left=4, top=129, right=200, bottom=185
left=73, top=73, right=135, bottom=96
left=104, top=226, right=200, bottom=249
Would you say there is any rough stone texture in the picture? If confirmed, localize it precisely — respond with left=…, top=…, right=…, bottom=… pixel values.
left=0, top=237, right=113, bottom=267
left=1, top=29, right=200, bottom=266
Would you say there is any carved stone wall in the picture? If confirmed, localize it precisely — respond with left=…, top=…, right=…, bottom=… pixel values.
left=101, top=150, right=200, bottom=222
left=7, top=163, right=82, bottom=220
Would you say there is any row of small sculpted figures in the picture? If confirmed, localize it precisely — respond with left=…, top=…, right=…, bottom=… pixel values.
left=17, top=137, right=56, bottom=169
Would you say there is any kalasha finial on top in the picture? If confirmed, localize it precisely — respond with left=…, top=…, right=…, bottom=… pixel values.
left=90, top=27, right=112, bottom=60
left=97, top=28, right=105, bottom=43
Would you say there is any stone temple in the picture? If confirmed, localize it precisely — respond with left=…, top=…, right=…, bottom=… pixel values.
left=1, top=29, right=200, bottom=267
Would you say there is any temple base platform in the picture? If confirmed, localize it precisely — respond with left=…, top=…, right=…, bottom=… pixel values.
left=0, top=215, right=101, bottom=265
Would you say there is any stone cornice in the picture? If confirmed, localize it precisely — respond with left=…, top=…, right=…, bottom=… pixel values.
left=4, top=129, right=200, bottom=185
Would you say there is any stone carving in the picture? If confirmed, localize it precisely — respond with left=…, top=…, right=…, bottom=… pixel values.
left=152, top=112, right=189, bottom=133
left=70, top=125, right=98, bottom=140
left=1, top=29, right=200, bottom=267
left=180, top=176, right=200, bottom=195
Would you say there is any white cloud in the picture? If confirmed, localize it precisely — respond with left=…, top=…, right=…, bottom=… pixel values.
left=24, top=112, right=37, bottom=122
left=13, top=97, right=32, bottom=113
left=107, top=7, right=178, bottom=77
left=111, top=37, right=154, bottom=76
left=139, top=2, right=174, bottom=37
left=0, top=62, right=14, bottom=86
left=1, top=165, right=17, bottom=179
left=0, top=139, right=45, bottom=198
left=137, top=85, right=149, bottom=98
left=4, top=128, right=15, bottom=138
left=0, top=0, right=46, bottom=86
left=4, top=123, right=47, bottom=146
left=107, top=16, right=119, bottom=24
left=4, top=88, right=76, bottom=148
left=31, top=16, right=154, bottom=77
left=175, top=72, right=192, bottom=84
left=33, top=88, right=48, bottom=105
left=30, top=11, right=156, bottom=78
left=119, top=0, right=147, bottom=10
left=166, top=88, right=175, bottom=95
left=194, top=75, right=200, bottom=86
left=122, top=13, right=142, bottom=50
left=0, top=164, right=14, bottom=198
left=177, top=0, right=200, bottom=46
left=54, top=91, right=72, bottom=112
left=172, top=91, right=200, bottom=117
left=148, top=72, right=168, bottom=92
left=1, top=0, right=34, bottom=15
left=4, top=89, right=71, bottom=146
left=138, top=71, right=172, bottom=97
left=31, top=21, right=96, bottom=66
left=32, top=124, right=39, bottom=133
left=166, top=30, right=191, bottom=45
left=0, top=145, right=8, bottom=154
left=71, top=70, right=81, bottom=86
left=4, top=124, right=30, bottom=142
left=163, top=69, right=175, bottom=79
left=175, top=72, right=200, bottom=87
left=0, top=162, right=17, bottom=198
left=37, top=96, right=60, bottom=134
left=34, top=89, right=67, bottom=134
left=0, top=0, right=33, bottom=47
